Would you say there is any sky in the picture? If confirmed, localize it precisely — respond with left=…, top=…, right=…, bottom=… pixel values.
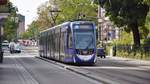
left=10, top=0, right=49, bottom=29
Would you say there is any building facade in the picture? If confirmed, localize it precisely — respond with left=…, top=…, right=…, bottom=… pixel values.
left=98, top=7, right=119, bottom=43
left=17, top=14, right=25, bottom=38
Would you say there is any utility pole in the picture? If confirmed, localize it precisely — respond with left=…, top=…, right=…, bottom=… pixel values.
left=48, top=0, right=61, bottom=26
left=90, top=0, right=102, bottom=44
left=97, top=5, right=101, bottom=41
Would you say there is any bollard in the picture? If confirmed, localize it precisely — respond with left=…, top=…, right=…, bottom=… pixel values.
left=0, top=51, right=3, bottom=63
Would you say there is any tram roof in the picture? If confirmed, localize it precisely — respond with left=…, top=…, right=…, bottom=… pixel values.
left=40, top=22, right=70, bottom=33
left=40, top=20, right=93, bottom=33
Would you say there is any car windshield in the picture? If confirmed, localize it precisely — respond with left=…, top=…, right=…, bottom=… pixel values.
left=73, top=24, right=95, bottom=49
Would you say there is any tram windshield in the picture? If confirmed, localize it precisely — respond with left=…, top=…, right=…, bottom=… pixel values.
left=73, top=24, right=95, bottom=49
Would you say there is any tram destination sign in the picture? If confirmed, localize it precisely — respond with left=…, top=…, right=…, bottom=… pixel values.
left=74, top=24, right=93, bottom=30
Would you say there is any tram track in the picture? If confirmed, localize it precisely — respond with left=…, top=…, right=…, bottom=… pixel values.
left=36, top=56, right=117, bottom=84
left=37, top=56, right=150, bottom=84
left=14, top=58, right=40, bottom=84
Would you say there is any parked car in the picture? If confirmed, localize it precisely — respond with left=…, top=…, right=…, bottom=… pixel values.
left=97, top=47, right=106, bottom=58
left=2, top=40, right=9, bottom=51
left=2, top=40, right=9, bottom=47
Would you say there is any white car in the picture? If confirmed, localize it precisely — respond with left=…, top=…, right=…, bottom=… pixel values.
left=13, top=43, right=21, bottom=53
left=9, top=42, right=22, bottom=53
left=2, top=40, right=9, bottom=51
left=2, top=40, right=9, bottom=46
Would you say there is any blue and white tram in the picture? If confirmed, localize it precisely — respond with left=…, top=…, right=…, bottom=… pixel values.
left=39, top=20, right=97, bottom=64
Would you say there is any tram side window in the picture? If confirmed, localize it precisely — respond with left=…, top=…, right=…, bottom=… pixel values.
left=68, top=30, right=72, bottom=48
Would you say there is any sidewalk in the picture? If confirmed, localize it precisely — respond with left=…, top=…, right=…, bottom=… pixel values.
left=107, top=56, right=150, bottom=66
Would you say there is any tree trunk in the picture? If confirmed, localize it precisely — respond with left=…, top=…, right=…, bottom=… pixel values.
left=129, top=23, right=141, bottom=47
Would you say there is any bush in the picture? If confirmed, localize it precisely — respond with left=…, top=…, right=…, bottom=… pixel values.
left=113, top=31, right=132, bottom=45
left=144, top=37, right=150, bottom=45
left=115, top=45, right=150, bottom=60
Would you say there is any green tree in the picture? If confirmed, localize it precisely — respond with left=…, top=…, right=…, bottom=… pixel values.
left=20, top=32, right=31, bottom=39
left=36, top=0, right=97, bottom=31
left=21, top=21, right=39, bottom=40
left=27, top=21, right=39, bottom=40
left=57, top=0, right=97, bottom=23
left=3, top=17, right=16, bottom=41
left=144, top=0, right=150, bottom=5
left=95, top=0, right=149, bottom=47
left=37, top=3, right=52, bottom=30
left=145, top=7, right=150, bottom=37
left=3, top=2, right=18, bottom=41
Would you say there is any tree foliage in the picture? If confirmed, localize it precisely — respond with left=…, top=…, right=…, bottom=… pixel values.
left=3, top=2, right=18, bottom=41
left=96, top=0, right=149, bottom=46
left=21, top=21, right=39, bottom=40
left=145, top=7, right=150, bottom=37
left=27, top=21, right=39, bottom=40
left=36, top=3, right=52, bottom=30
left=3, top=17, right=15, bottom=41
left=57, top=0, right=97, bottom=22
left=144, top=0, right=150, bottom=5
left=20, top=32, right=31, bottom=39
left=36, top=0, right=97, bottom=31
left=113, top=31, right=132, bottom=45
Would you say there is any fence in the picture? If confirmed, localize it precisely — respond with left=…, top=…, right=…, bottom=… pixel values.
left=114, top=45, right=150, bottom=60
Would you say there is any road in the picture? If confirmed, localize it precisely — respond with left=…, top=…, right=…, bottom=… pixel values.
left=0, top=47, right=100, bottom=84
left=70, top=58, right=150, bottom=84
left=1, top=46, right=150, bottom=84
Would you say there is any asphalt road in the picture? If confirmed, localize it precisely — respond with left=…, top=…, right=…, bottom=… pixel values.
left=0, top=48, right=100, bottom=84
left=1, top=46, right=150, bottom=84
left=69, top=57, right=150, bottom=84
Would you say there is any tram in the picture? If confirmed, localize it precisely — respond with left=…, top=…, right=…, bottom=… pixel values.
left=39, top=20, right=97, bottom=64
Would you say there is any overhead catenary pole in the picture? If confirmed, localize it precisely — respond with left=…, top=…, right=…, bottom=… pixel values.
left=97, top=4, right=101, bottom=41
left=48, top=0, right=61, bottom=26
